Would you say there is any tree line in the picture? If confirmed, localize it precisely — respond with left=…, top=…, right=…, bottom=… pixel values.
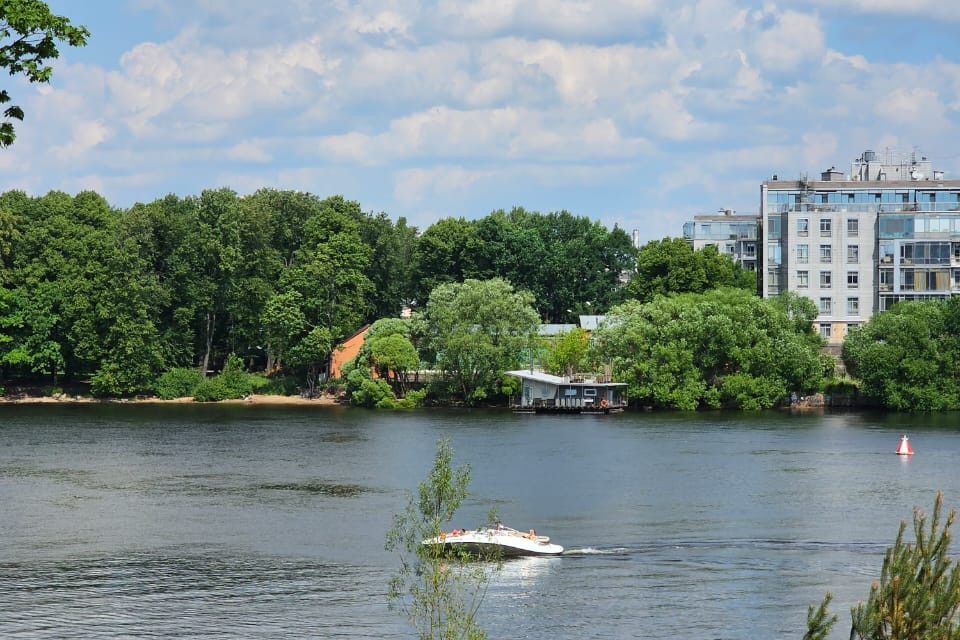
left=0, top=189, right=642, bottom=397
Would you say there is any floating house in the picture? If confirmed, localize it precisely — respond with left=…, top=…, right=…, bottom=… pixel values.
left=506, top=370, right=628, bottom=414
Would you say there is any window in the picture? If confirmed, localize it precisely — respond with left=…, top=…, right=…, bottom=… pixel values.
left=819, top=297, right=832, bottom=314
left=879, top=270, right=893, bottom=291
left=797, top=218, right=809, bottom=236
left=880, top=241, right=895, bottom=264
left=820, top=244, right=832, bottom=263
left=847, top=297, right=860, bottom=315
left=819, top=323, right=832, bottom=339
left=797, top=271, right=809, bottom=288
left=847, top=245, right=859, bottom=263
left=820, top=219, right=832, bottom=236
left=820, top=271, right=832, bottom=288
left=796, top=244, right=809, bottom=264
left=767, top=243, right=782, bottom=265
left=584, top=388, right=597, bottom=397
left=848, top=271, right=859, bottom=288
left=847, top=218, right=859, bottom=237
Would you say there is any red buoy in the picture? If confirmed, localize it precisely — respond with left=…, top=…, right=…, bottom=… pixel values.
left=896, top=434, right=914, bottom=456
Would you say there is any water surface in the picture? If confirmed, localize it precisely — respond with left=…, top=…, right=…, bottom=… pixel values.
left=2, top=405, right=958, bottom=638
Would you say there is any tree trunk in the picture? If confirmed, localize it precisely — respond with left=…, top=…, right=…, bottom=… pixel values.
left=266, top=349, right=276, bottom=374
left=201, top=311, right=215, bottom=375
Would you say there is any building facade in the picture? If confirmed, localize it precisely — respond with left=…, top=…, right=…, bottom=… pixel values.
left=761, top=150, right=960, bottom=345
left=681, top=209, right=759, bottom=272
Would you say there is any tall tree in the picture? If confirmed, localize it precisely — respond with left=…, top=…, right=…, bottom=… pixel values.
left=414, top=278, right=539, bottom=404
left=627, top=238, right=754, bottom=303
left=0, top=0, right=89, bottom=147
left=590, top=288, right=830, bottom=410
left=843, top=298, right=960, bottom=411
left=413, top=217, right=476, bottom=305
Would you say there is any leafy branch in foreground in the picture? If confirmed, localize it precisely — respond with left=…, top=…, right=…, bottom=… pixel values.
left=1, top=0, right=89, bottom=147
left=386, top=438, right=500, bottom=640
left=804, top=492, right=960, bottom=639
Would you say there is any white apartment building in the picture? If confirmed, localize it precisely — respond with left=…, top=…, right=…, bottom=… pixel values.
left=682, top=209, right=758, bottom=272
left=761, top=149, right=960, bottom=345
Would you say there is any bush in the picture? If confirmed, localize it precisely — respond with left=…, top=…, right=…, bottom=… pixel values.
left=219, top=353, right=254, bottom=398
left=154, top=367, right=203, bottom=399
left=190, top=354, right=262, bottom=402
left=719, top=374, right=786, bottom=410
left=255, top=374, right=300, bottom=396
left=0, top=385, right=5, bottom=397
left=192, top=377, right=232, bottom=402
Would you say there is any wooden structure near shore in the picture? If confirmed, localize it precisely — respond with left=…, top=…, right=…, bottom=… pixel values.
left=506, top=370, right=628, bottom=414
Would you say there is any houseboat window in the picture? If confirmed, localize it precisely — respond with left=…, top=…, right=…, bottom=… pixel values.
left=584, top=388, right=597, bottom=397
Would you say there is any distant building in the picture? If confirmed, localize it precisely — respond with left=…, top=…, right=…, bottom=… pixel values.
left=682, top=209, right=759, bottom=272
left=578, top=315, right=606, bottom=332
left=329, top=324, right=369, bottom=379
left=761, top=149, right=960, bottom=345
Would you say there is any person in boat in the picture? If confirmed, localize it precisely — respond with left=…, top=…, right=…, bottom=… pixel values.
left=527, top=528, right=537, bottom=540
left=495, top=521, right=504, bottom=532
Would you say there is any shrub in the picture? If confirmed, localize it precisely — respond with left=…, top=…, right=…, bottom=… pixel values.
left=219, top=353, right=254, bottom=398
left=719, top=374, right=786, bottom=410
left=154, top=368, right=203, bottom=400
left=192, top=377, right=231, bottom=402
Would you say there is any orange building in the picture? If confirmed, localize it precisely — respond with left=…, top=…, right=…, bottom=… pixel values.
left=329, top=324, right=370, bottom=379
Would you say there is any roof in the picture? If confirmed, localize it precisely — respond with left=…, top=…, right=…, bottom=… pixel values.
left=578, top=315, right=606, bottom=331
left=764, top=179, right=960, bottom=189
left=505, top=370, right=627, bottom=387
left=538, top=323, right=577, bottom=336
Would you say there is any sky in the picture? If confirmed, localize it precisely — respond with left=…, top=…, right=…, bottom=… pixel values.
left=6, top=0, right=960, bottom=242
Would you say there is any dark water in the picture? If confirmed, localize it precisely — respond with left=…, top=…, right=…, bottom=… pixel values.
left=2, top=405, right=959, bottom=638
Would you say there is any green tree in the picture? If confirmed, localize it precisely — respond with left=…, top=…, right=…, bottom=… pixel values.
left=543, top=328, right=589, bottom=376
left=414, top=278, right=539, bottom=404
left=804, top=492, right=960, bottom=639
left=413, top=217, right=476, bottom=304
left=590, top=288, right=829, bottom=410
left=843, top=299, right=960, bottom=411
left=0, top=0, right=89, bottom=147
left=355, top=211, right=418, bottom=321
left=386, top=438, right=499, bottom=640
left=287, top=325, right=332, bottom=397
left=370, top=332, right=419, bottom=396
left=626, top=238, right=755, bottom=302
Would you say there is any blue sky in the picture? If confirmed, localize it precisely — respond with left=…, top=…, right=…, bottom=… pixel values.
left=7, top=0, right=960, bottom=241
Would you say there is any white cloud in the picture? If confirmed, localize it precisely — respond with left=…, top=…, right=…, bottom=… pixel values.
left=753, top=9, right=825, bottom=71
left=51, top=120, right=112, bottom=161
left=226, top=140, right=272, bottom=163
left=875, top=88, right=951, bottom=131
left=394, top=165, right=496, bottom=205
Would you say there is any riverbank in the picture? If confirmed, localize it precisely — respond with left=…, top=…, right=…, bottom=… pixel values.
left=0, top=393, right=340, bottom=406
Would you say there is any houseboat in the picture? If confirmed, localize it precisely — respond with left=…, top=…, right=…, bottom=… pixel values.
left=506, top=370, right=628, bottom=414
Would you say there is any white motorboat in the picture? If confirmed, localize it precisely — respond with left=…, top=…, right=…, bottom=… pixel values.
left=423, top=524, right=564, bottom=557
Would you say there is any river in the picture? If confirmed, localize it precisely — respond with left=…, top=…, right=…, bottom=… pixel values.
left=1, top=405, right=959, bottom=638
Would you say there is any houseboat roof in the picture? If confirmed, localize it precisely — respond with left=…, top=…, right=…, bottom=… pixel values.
left=506, top=370, right=627, bottom=387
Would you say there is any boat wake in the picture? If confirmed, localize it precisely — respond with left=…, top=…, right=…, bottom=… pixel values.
left=563, top=547, right=632, bottom=556
left=563, top=539, right=888, bottom=557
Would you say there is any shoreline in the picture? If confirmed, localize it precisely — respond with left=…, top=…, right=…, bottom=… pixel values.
left=0, top=393, right=341, bottom=406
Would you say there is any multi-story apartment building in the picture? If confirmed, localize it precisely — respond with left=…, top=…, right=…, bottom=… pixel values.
left=681, top=209, right=759, bottom=272
left=761, top=149, right=960, bottom=344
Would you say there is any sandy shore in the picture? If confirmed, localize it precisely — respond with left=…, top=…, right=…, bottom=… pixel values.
left=0, top=393, right=341, bottom=406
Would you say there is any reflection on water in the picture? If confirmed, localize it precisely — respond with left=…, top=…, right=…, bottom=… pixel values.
left=2, top=405, right=960, bottom=638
